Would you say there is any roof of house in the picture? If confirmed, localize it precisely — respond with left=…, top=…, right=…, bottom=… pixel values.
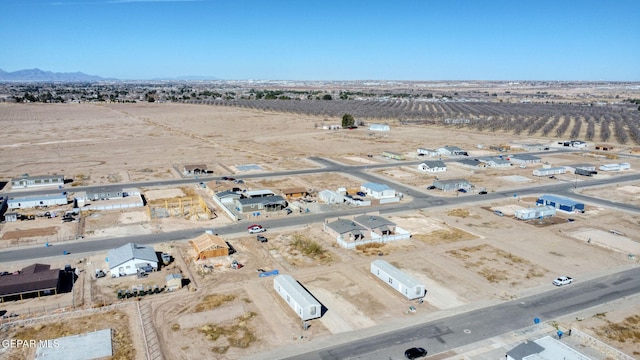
left=282, top=187, right=308, bottom=195
left=362, top=182, right=394, bottom=192
left=184, top=164, right=207, bottom=171
left=506, top=341, right=545, bottom=360
left=8, top=194, right=68, bottom=203
left=274, top=274, right=320, bottom=308
left=107, top=243, right=157, bottom=269
left=245, top=189, right=276, bottom=198
left=0, top=263, right=60, bottom=297
left=215, top=190, right=241, bottom=199
left=353, top=215, right=395, bottom=229
left=166, top=273, right=183, bottom=282
left=326, top=219, right=367, bottom=234
left=372, top=259, right=424, bottom=289
left=538, top=194, right=582, bottom=206
left=238, top=195, right=286, bottom=206
left=457, top=159, right=482, bottom=167
left=11, top=174, right=64, bottom=181
left=441, top=145, right=463, bottom=151
left=510, top=154, right=541, bottom=161
left=435, top=178, right=470, bottom=185
left=86, top=185, right=124, bottom=194
left=190, top=232, right=228, bottom=254
left=420, top=160, right=446, bottom=168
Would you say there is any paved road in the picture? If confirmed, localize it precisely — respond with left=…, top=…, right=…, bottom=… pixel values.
left=274, top=266, right=640, bottom=360
left=2, top=159, right=640, bottom=263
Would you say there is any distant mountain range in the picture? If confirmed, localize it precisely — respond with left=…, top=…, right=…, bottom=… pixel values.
left=0, top=68, right=221, bottom=82
left=0, top=68, right=112, bottom=82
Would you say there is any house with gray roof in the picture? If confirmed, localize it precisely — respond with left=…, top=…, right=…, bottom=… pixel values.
left=8, top=194, right=68, bottom=210
left=107, top=243, right=158, bottom=278
left=215, top=190, right=242, bottom=204
left=418, top=160, right=446, bottom=173
left=11, top=174, right=64, bottom=189
left=509, top=154, right=542, bottom=164
left=456, top=158, right=485, bottom=169
left=324, top=219, right=367, bottom=242
left=433, top=178, right=472, bottom=191
left=417, top=148, right=439, bottom=157
left=353, top=214, right=397, bottom=235
left=235, top=195, right=287, bottom=213
left=437, top=146, right=467, bottom=157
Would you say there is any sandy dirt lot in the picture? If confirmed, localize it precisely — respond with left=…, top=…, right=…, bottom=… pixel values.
left=2, top=103, right=640, bottom=359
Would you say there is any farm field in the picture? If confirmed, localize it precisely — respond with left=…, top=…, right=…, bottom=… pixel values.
left=1, top=98, right=640, bottom=359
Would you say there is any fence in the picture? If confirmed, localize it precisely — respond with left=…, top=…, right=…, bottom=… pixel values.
left=569, top=327, right=636, bottom=360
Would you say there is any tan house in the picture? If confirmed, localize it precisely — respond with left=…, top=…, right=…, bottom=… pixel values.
left=190, top=232, right=229, bottom=260
left=282, top=187, right=309, bottom=199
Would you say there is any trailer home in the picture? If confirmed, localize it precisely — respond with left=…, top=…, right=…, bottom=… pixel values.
left=370, top=260, right=425, bottom=300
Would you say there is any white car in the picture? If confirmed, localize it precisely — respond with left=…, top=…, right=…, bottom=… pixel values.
left=248, top=225, right=266, bottom=234
left=553, top=276, right=573, bottom=286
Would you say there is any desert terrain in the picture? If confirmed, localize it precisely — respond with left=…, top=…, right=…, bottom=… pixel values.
left=1, top=100, right=640, bottom=360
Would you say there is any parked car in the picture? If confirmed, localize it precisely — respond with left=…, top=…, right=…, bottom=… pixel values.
left=248, top=225, right=266, bottom=234
left=95, top=269, right=106, bottom=278
left=494, top=210, right=504, bottom=217
left=426, top=185, right=436, bottom=190
left=553, top=276, right=573, bottom=286
left=404, top=347, right=427, bottom=359
left=458, top=188, right=467, bottom=193
left=356, top=191, right=366, bottom=197
left=478, top=190, right=488, bottom=195
left=257, top=235, right=268, bottom=243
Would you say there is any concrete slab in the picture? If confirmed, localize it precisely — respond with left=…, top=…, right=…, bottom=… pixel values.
left=35, top=328, right=112, bottom=360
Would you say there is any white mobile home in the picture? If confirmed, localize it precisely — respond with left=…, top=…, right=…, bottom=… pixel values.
left=370, top=260, right=425, bottom=300
left=273, top=274, right=321, bottom=321
left=418, top=160, right=447, bottom=173
left=11, top=174, right=64, bottom=189
left=514, top=206, right=556, bottom=220
left=599, top=163, right=630, bottom=171
left=361, top=182, right=396, bottom=199
left=417, top=148, right=439, bottom=157
left=7, top=194, right=68, bottom=210
left=532, top=167, right=566, bottom=177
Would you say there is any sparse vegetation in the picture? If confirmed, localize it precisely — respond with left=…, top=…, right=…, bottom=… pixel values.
left=199, top=312, right=258, bottom=354
left=595, top=315, right=640, bottom=345
left=355, top=242, right=386, bottom=256
left=289, top=233, right=331, bottom=261
left=194, top=294, right=236, bottom=313
left=448, top=208, right=470, bottom=218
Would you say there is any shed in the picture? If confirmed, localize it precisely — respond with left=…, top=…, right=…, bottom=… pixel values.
left=107, top=243, right=158, bottom=278
left=536, top=195, right=585, bottom=213
left=166, top=273, right=183, bottom=291
left=190, top=232, right=229, bottom=260
left=370, top=260, right=426, bottom=300
left=514, top=206, right=556, bottom=220
left=4, top=212, right=18, bottom=222
left=273, top=274, right=321, bottom=321
left=369, top=124, right=390, bottom=131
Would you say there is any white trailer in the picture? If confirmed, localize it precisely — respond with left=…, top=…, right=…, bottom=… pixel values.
left=371, top=260, right=425, bottom=300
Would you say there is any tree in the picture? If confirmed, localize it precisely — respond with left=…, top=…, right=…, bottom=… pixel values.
left=322, top=94, right=332, bottom=100
left=342, top=113, right=355, bottom=128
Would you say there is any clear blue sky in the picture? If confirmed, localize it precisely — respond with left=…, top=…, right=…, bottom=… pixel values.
left=2, top=0, right=639, bottom=81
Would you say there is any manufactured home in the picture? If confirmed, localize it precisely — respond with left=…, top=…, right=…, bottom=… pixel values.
left=273, top=274, right=321, bottom=321
left=370, top=260, right=425, bottom=300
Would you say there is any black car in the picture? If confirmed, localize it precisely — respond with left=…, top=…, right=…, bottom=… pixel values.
left=478, top=190, right=488, bottom=195
left=426, top=185, right=436, bottom=190
left=257, top=235, right=268, bottom=243
left=404, top=347, right=427, bottom=359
